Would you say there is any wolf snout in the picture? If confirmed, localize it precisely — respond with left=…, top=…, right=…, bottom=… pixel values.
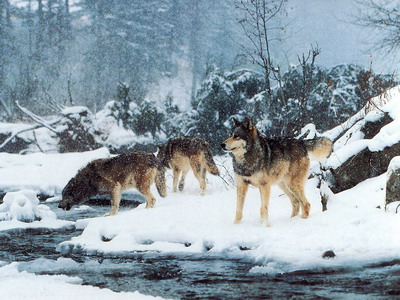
left=58, top=202, right=71, bottom=211
left=221, top=143, right=227, bottom=150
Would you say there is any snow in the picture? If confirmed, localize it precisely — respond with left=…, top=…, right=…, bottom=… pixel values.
left=56, top=161, right=400, bottom=275
left=0, top=147, right=110, bottom=195
left=0, top=262, right=165, bottom=300
left=0, top=190, right=73, bottom=231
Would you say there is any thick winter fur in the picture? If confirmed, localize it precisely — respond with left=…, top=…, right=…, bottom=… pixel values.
left=157, top=136, right=220, bottom=195
left=222, top=117, right=333, bottom=225
left=59, top=152, right=167, bottom=216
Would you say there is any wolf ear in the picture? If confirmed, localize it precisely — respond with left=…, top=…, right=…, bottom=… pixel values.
left=243, top=117, right=254, bottom=130
left=232, top=117, right=241, bottom=127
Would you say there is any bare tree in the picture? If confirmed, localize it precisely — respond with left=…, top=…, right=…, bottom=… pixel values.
left=354, top=0, right=400, bottom=53
left=297, top=44, right=321, bottom=105
left=236, top=0, right=287, bottom=96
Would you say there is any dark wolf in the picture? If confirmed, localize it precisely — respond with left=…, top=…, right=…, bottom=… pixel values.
left=58, top=152, right=167, bottom=216
left=221, top=117, right=333, bottom=226
left=157, top=136, right=220, bottom=195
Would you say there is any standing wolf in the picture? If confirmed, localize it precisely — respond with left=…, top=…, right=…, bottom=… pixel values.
left=221, top=117, right=333, bottom=226
left=157, top=137, right=220, bottom=195
left=58, top=152, right=167, bottom=216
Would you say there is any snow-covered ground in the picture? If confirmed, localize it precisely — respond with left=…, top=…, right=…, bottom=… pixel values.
left=55, top=164, right=398, bottom=275
left=0, top=148, right=398, bottom=276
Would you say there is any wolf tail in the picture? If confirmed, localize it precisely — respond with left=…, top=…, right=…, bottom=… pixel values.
left=155, top=165, right=167, bottom=197
left=204, top=149, right=220, bottom=176
left=304, top=137, right=333, bottom=161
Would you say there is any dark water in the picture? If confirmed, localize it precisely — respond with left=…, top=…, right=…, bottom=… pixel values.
left=1, top=199, right=400, bottom=299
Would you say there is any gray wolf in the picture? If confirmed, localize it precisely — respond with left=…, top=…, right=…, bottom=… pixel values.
left=157, top=136, right=220, bottom=195
left=58, top=152, right=167, bottom=216
left=221, top=117, right=333, bottom=225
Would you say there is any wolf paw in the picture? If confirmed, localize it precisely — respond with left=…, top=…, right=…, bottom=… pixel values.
left=104, top=212, right=116, bottom=217
left=145, top=203, right=155, bottom=209
left=260, top=219, right=271, bottom=227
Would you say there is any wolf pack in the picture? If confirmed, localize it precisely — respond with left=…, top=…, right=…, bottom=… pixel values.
left=59, top=117, right=333, bottom=226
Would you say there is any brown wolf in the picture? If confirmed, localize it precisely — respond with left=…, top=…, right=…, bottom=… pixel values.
left=157, top=136, right=220, bottom=195
left=221, top=117, right=333, bottom=226
left=58, top=152, right=167, bottom=216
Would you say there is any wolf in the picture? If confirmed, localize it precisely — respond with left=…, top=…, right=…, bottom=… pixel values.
left=58, top=152, right=167, bottom=216
left=221, top=117, right=333, bottom=226
left=157, top=136, right=220, bottom=195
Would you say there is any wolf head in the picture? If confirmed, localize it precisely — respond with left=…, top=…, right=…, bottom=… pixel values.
left=59, top=176, right=96, bottom=210
left=221, top=117, right=258, bottom=155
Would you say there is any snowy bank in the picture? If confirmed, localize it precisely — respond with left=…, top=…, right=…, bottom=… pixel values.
left=0, top=190, right=73, bottom=231
left=0, top=262, right=166, bottom=300
left=0, top=147, right=110, bottom=195
left=58, top=166, right=400, bottom=274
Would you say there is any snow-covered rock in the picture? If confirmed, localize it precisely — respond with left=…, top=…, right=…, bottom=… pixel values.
left=325, top=86, right=400, bottom=192
left=0, top=190, right=55, bottom=222
left=386, top=156, right=400, bottom=210
left=0, top=190, right=73, bottom=231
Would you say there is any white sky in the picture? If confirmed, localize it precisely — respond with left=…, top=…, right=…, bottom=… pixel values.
left=285, top=0, right=398, bottom=74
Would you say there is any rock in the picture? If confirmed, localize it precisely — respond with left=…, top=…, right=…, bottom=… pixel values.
left=322, top=250, right=336, bottom=259
left=331, top=143, right=400, bottom=193
left=386, top=157, right=400, bottom=210
left=0, top=133, right=30, bottom=153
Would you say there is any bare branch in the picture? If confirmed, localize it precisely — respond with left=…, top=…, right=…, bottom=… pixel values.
left=15, top=101, right=59, bottom=133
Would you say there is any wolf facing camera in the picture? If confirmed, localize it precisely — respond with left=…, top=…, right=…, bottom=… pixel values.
left=222, top=117, right=333, bottom=226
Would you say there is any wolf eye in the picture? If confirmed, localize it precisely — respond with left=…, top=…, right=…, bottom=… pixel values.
left=233, top=135, right=240, bottom=140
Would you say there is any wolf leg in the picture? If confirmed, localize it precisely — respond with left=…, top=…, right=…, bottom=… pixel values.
left=234, top=177, right=249, bottom=224
left=178, top=169, right=189, bottom=192
left=279, top=182, right=300, bottom=217
left=287, top=183, right=310, bottom=219
left=137, top=182, right=157, bottom=208
left=190, top=159, right=206, bottom=196
left=259, top=184, right=271, bottom=226
left=106, top=184, right=122, bottom=216
left=172, top=167, right=180, bottom=193
left=136, top=174, right=156, bottom=208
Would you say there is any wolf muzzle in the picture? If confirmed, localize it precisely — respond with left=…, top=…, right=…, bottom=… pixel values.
left=58, top=202, right=72, bottom=211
